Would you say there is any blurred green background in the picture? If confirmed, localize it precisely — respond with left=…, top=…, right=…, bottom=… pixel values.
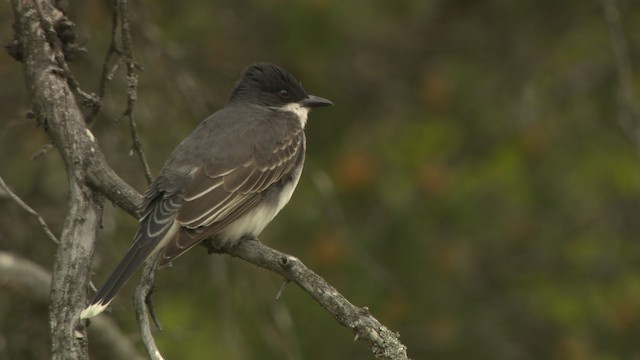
left=2, top=0, right=640, bottom=359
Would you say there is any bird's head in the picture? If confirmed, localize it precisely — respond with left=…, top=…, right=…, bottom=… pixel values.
left=231, top=63, right=332, bottom=109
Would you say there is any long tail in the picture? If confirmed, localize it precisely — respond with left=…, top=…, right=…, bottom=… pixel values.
left=80, top=219, right=179, bottom=319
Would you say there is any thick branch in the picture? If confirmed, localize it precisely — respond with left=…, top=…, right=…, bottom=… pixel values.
left=11, top=0, right=104, bottom=358
left=86, top=161, right=143, bottom=218
left=0, top=252, right=145, bottom=360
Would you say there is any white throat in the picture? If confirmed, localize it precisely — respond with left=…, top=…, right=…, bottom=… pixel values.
left=278, top=103, right=310, bottom=128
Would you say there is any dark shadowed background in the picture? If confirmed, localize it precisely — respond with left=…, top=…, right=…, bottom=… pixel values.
left=2, top=0, right=640, bottom=359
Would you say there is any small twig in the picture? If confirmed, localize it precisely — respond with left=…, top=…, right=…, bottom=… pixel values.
left=99, top=3, right=122, bottom=95
left=275, top=278, right=290, bottom=300
left=85, top=2, right=121, bottom=125
left=119, top=0, right=153, bottom=184
left=31, top=143, right=54, bottom=160
left=145, top=285, right=163, bottom=332
left=134, top=253, right=165, bottom=360
left=0, top=173, right=59, bottom=245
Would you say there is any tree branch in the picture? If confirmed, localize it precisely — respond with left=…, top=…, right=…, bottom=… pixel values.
left=11, top=1, right=104, bottom=358
left=118, top=0, right=153, bottom=184
left=224, top=239, right=409, bottom=359
left=85, top=0, right=120, bottom=125
left=0, top=251, right=145, bottom=360
left=134, top=254, right=165, bottom=360
left=11, top=1, right=409, bottom=358
left=130, top=237, right=409, bottom=359
left=0, top=173, right=59, bottom=245
left=86, top=161, right=143, bottom=218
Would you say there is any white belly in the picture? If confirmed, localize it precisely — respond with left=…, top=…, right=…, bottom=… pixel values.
left=217, top=165, right=302, bottom=244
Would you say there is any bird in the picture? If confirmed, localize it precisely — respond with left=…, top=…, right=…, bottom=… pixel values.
left=80, top=63, right=332, bottom=319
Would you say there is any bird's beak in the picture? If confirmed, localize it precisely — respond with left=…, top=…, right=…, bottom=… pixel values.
left=299, top=95, right=333, bottom=108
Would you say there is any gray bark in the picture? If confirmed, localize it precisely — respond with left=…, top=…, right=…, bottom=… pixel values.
left=11, top=0, right=103, bottom=358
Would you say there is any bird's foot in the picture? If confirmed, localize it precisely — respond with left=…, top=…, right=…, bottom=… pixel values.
left=200, top=238, right=223, bottom=255
left=201, top=235, right=259, bottom=255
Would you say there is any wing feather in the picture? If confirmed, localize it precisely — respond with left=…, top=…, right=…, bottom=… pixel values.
left=161, top=127, right=303, bottom=265
left=183, top=177, right=224, bottom=202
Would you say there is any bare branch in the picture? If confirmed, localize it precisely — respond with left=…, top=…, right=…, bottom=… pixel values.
left=86, top=160, right=143, bottom=218
left=0, top=173, right=59, bottom=245
left=85, top=0, right=120, bottom=125
left=119, top=0, right=153, bottom=184
left=226, top=239, right=409, bottom=360
left=32, top=0, right=99, bottom=111
left=12, top=1, right=409, bottom=358
left=31, top=142, right=54, bottom=160
left=131, top=238, right=409, bottom=359
left=134, top=254, right=165, bottom=360
left=11, top=1, right=104, bottom=358
left=0, top=252, right=145, bottom=360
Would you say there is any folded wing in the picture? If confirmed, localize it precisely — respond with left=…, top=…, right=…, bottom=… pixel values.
left=157, top=122, right=303, bottom=267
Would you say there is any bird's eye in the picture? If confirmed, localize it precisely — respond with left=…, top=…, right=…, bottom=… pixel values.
left=278, top=89, right=290, bottom=99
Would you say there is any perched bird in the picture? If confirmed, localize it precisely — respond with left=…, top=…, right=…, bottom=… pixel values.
left=81, top=63, right=332, bottom=319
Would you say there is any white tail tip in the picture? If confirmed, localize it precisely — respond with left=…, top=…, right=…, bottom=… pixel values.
left=80, top=302, right=110, bottom=319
